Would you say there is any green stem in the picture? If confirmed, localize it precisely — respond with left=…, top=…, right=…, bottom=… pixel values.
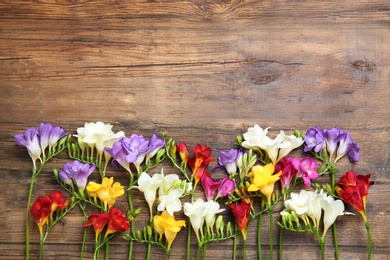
left=147, top=243, right=152, bottom=260
left=269, top=206, right=273, bottom=260
left=333, top=223, right=339, bottom=260
left=243, top=236, right=247, bottom=260
left=186, top=221, right=191, bottom=260
left=320, top=238, right=325, bottom=260
left=233, top=222, right=237, bottom=260
left=127, top=178, right=134, bottom=260
left=39, top=234, right=44, bottom=260
left=197, top=244, right=202, bottom=260
left=25, top=173, right=36, bottom=260
left=278, top=224, right=283, bottom=260
left=365, top=221, right=372, bottom=260
left=258, top=212, right=262, bottom=260
left=105, top=242, right=109, bottom=260
left=79, top=204, right=88, bottom=260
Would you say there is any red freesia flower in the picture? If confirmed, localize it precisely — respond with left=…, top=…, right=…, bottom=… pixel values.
left=337, top=170, right=374, bottom=222
left=176, top=142, right=189, bottom=167
left=83, top=212, right=110, bottom=241
left=230, top=199, right=251, bottom=240
left=30, top=195, right=52, bottom=235
left=105, top=208, right=130, bottom=237
left=188, top=144, right=215, bottom=189
left=49, top=191, right=68, bottom=219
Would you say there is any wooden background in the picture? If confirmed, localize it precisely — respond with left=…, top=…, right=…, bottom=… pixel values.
left=0, top=1, right=389, bottom=259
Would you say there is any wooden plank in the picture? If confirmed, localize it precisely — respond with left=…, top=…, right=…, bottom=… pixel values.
left=0, top=0, right=389, bottom=259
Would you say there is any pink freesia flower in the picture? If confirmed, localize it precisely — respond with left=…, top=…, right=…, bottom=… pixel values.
left=292, top=157, right=319, bottom=186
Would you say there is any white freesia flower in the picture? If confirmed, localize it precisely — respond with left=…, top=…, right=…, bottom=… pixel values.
left=137, top=171, right=164, bottom=217
left=157, top=188, right=184, bottom=215
left=74, top=121, right=125, bottom=164
left=242, top=124, right=302, bottom=164
left=277, top=133, right=304, bottom=162
left=321, top=195, right=345, bottom=237
left=306, top=190, right=326, bottom=228
left=284, top=189, right=311, bottom=215
left=184, top=199, right=209, bottom=242
left=204, top=200, right=225, bottom=234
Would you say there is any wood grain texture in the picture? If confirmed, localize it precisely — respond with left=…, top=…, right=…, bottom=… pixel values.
left=1, top=1, right=389, bottom=259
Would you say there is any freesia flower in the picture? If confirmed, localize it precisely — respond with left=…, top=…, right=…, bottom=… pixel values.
left=246, top=163, right=281, bottom=205
left=201, top=172, right=221, bottom=201
left=157, top=188, right=184, bottom=216
left=320, top=195, right=345, bottom=238
left=58, top=160, right=96, bottom=192
left=304, top=126, right=325, bottom=153
left=323, top=128, right=344, bottom=159
left=275, top=157, right=298, bottom=189
left=38, top=123, right=67, bottom=156
left=105, top=208, right=130, bottom=237
left=153, top=210, right=186, bottom=250
left=292, top=157, right=319, bottom=187
left=105, top=134, right=149, bottom=174
left=137, top=171, right=164, bottom=217
left=204, top=200, right=225, bottom=234
left=230, top=199, right=251, bottom=240
left=188, top=144, right=215, bottom=189
left=48, top=191, right=68, bottom=219
left=86, top=177, right=124, bottom=210
left=74, top=121, right=125, bottom=163
left=176, top=142, right=189, bottom=167
left=83, top=212, right=110, bottom=241
left=145, top=134, right=165, bottom=163
left=215, top=178, right=235, bottom=200
left=334, top=132, right=360, bottom=163
left=184, top=198, right=209, bottom=242
left=212, top=148, right=239, bottom=175
left=15, top=128, right=42, bottom=169
left=337, top=171, right=373, bottom=222
left=30, top=195, right=52, bottom=235
left=241, top=125, right=303, bottom=164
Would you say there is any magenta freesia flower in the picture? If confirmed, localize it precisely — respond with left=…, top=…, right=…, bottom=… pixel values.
left=292, top=157, right=319, bottom=186
left=216, top=178, right=235, bottom=199
left=59, top=160, right=96, bottom=191
left=275, top=157, right=299, bottom=189
left=201, top=172, right=221, bottom=201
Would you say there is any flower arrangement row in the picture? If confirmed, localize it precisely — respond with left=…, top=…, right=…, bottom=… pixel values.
left=14, top=122, right=373, bottom=260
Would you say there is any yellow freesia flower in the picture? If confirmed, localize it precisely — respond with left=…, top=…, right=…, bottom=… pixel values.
left=247, top=164, right=281, bottom=205
left=86, top=177, right=124, bottom=210
left=153, top=210, right=186, bottom=250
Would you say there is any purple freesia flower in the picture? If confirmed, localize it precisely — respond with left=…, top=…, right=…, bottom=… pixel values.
left=59, top=160, right=96, bottom=191
left=124, top=134, right=149, bottom=169
left=15, top=123, right=68, bottom=168
left=105, top=139, right=131, bottom=173
left=212, top=148, right=238, bottom=175
left=216, top=178, right=235, bottom=199
left=201, top=173, right=221, bottom=201
left=292, top=157, right=319, bottom=186
left=323, top=128, right=344, bottom=158
left=304, top=126, right=325, bottom=153
left=335, top=132, right=360, bottom=163
left=145, top=134, right=165, bottom=162
left=105, top=134, right=150, bottom=174
left=275, top=157, right=298, bottom=189
left=14, top=128, right=42, bottom=168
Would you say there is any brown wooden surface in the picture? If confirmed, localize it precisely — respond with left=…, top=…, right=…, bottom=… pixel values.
left=1, top=1, right=389, bottom=259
